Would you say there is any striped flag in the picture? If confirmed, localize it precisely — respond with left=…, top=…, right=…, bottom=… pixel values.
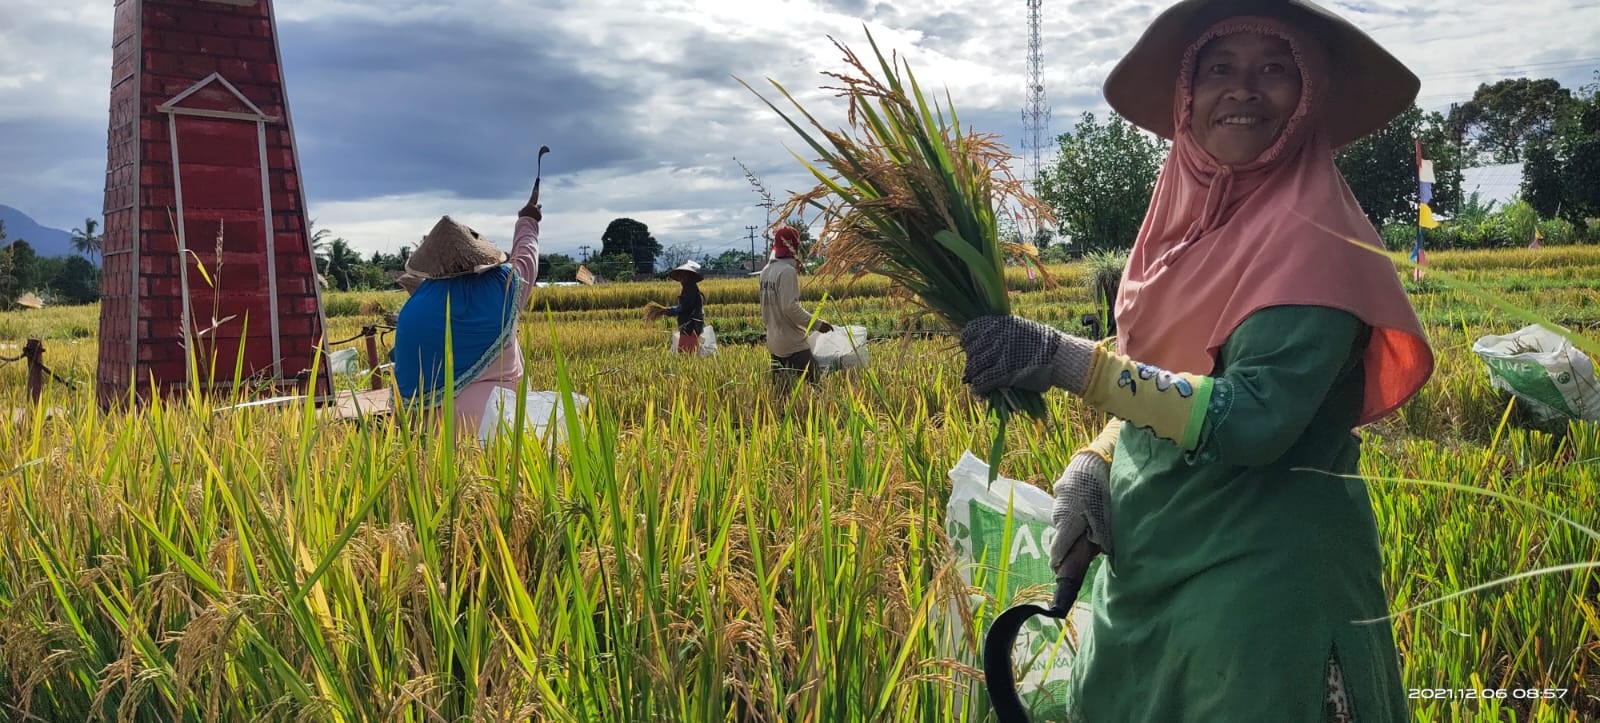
left=1412, top=140, right=1432, bottom=281
left=1415, top=141, right=1440, bottom=229
left=575, top=265, right=596, bottom=285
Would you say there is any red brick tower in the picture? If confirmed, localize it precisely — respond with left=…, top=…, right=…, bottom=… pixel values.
left=98, top=0, right=329, bottom=407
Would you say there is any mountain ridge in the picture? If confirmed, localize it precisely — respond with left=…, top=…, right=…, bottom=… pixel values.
left=0, top=205, right=78, bottom=258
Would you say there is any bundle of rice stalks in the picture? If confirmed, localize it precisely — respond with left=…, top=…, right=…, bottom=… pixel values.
left=643, top=301, right=669, bottom=322
left=740, top=29, right=1055, bottom=472
left=1084, top=248, right=1129, bottom=336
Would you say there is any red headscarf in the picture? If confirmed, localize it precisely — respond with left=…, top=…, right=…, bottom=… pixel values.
left=1113, top=15, right=1433, bottom=426
left=773, top=226, right=799, bottom=258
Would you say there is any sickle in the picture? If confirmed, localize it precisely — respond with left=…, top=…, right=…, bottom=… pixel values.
left=983, top=575, right=1081, bottom=723
left=534, top=145, right=551, bottom=194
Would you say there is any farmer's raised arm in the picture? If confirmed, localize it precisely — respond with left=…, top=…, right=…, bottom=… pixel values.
left=510, top=188, right=542, bottom=303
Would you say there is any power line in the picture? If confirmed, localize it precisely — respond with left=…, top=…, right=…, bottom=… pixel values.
left=700, top=237, right=748, bottom=252
left=1415, top=71, right=1599, bottom=109
left=1417, top=56, right=1600, bottom=83
left=1410, top=58, right=1600, bottom=109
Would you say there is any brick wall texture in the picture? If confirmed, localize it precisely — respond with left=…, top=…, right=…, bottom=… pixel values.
left=97, top=0, right=327, bottom=407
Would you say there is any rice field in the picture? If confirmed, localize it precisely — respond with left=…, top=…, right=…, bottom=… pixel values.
left=0, top=247, right=1597, bottom=721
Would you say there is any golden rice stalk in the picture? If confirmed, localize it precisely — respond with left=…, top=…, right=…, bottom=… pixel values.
left=740, top=28, right=1057, bottom=480
left=741, top=35, right=1053, bottom=368
left=741, top=32, right=1052, bottom=326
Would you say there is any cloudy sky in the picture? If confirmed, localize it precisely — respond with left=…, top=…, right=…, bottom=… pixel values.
left=1, top=0, right=1596, bottom=263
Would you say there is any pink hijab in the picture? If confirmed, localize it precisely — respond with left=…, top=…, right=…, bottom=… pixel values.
left=1113, top=15, right=1433, bottom=426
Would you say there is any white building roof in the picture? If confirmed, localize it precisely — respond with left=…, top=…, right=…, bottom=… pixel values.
left=1459, top=162, right=1525, bottom=208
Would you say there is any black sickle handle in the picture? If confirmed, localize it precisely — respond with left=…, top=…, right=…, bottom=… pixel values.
left=983, top=575, right=1081, bottom=723
left=534, top=145, right=551, bottom=196
left=1050, top=574, right=1077, bottom=617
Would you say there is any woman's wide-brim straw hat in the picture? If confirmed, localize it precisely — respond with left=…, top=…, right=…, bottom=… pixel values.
left=396, top=271, right=424, bottom=294
left=667, top=260, right=704, bottom=282
left=403, top=215, right=509, bottom=280
left=1104, top=0, right=1419, bottom=149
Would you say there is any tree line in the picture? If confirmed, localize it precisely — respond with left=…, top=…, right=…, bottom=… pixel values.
left=0, top=218, right=103, bottom=309
left=1, top=211, right=814, bottom=308
left=311, top=215, right=815, bottom=290
left=1033, top=74, right=1600, bottom=256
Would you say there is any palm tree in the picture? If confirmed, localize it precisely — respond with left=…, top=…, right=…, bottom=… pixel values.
left=70, top=217, right=103, bottom=266
left=323, top=238, right=362, bottom=291
left=308, top=218, right=338, bottom=287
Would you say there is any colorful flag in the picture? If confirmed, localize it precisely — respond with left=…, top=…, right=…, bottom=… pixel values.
left=1410, top=236, right=1427, bottom=282
left=1414, top=139, right=1439, bottom=272
left=1418, top=203, right=1440, bottom=228
left=1530, top=227, right=1543, bottom=250
left=1411, top=139, right=1429, bottom=284
left=1414, top=139, right=1440, bottom=228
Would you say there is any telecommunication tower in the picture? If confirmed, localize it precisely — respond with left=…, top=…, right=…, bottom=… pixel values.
left=1020, top=0, right=1051, bottom=188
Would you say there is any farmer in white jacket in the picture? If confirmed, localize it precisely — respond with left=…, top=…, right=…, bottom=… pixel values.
left=759, top=225, right=831, bottom=393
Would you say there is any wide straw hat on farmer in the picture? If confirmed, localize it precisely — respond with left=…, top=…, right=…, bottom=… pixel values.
left=668, top=260, right=704, bottom=282
left=1104, top=0, right=1419, bottom=149
left=403, top=216, right=509, bottom=280
left=396, top=271, right=424, bottom=295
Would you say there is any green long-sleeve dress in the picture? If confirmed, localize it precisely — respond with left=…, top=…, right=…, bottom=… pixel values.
left=1066, top=304, right=1411, bottom=722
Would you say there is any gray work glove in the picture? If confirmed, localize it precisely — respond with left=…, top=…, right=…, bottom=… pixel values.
left=959, top=315, right=1097, bottom=398
left=1049, top=451, right=1113, bottom=579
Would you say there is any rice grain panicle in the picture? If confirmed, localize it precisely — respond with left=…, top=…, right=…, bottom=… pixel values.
left=739, top=28, right=1057, bottom=479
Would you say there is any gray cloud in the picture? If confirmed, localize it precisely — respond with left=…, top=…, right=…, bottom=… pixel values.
left=812, top=0, right=872, bottom=14
left=280, top=17, right=644, bottom=202
left=0, top=0, right=1595, bottom=262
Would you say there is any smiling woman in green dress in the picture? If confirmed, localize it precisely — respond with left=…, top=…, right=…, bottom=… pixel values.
left=959, top=0, right=1436, bottom=720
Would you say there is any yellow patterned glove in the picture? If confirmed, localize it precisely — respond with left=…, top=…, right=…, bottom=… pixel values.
left=960, top=316, right=1213, bottom=451
left=1082, top=418, right=1122, bottom=464
left=1081, top=343, right=1213, bottom=451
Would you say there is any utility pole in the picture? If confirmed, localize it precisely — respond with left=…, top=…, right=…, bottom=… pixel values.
left=579, top=244, right=591, bottom=262
left=1449, top=102, right=1464, bottom=215
left=746, top=225, right=759, bottom=272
